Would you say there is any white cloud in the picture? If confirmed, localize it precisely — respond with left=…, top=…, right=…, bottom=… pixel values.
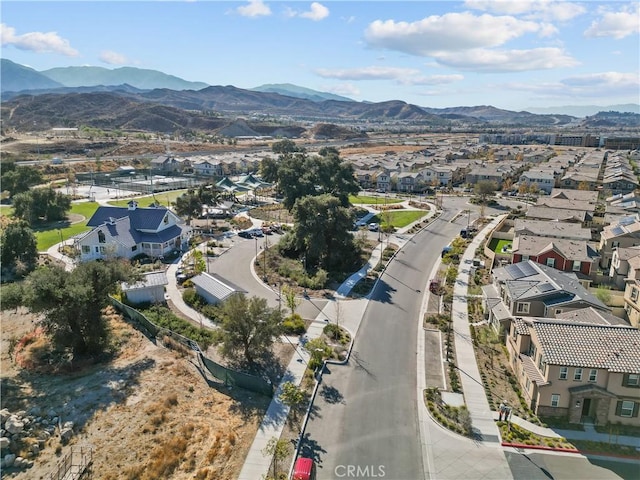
left=0, top=23, right=78, bottom=56
left=314, top=66, right=421, bottom=80
left=236, top=0, right=271, bottom=18
left=465, top=1, right=586, bottom=21
left=434, top=47, right=579, bottom=72
left=364, top=12, right=545, bottom=55
left=584, top=4, right=640, bottom=39
left=300, top=3, right=329, bottom=21
left=99, top=50, right=128, bottom=65
left=505, top=71, right=639, bottom=98
left=399, top=74, right=465, bottom=86
left=323, top=83, right=360, bottom=97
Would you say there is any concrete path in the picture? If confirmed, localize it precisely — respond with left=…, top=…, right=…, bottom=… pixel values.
left=451, top=214, right=508, bottom=443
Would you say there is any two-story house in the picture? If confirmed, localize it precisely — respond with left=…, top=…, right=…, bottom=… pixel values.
left=511, top=236, right=600, bottom=279
left=75, top=201, right=191, bottom=262
left=505, top=316, right=640, bottom=425
left=482, top=260, right=608, bottom=334
left=598, top=216, right=640, bottom=269
left=519, top=171, right=556, bottom=194
left=375, top=170, right=390, bottom=192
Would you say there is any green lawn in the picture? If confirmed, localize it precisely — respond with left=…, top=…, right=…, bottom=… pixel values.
left=0, top=205, right=14, bottom=217
left=108, top=190, right=188, bottom=208
left=34, top=201, right=99, bottom=251
left=372, top=210, right=428, bottom=228
left=488, top=238, right=513, bottom=254
left=350, top=194, right=403, bottom=205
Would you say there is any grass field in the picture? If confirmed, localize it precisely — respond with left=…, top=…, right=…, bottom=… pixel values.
left=34, top=202, right=100, bottom=251
left=108, top=190, right=187, bottom=208
left=0, top=205, right=14, bottom=217
left=349, top=194, right=403, bottom=205
left=372, top=210, right=428, bottom=228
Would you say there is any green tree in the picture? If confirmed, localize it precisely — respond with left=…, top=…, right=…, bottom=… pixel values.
left=304, top=337, right=331, bottom=371
left=173, top=189, right=202, bottom=220
left=261, top=437, right=291, bottom=480
left=12, top=188, right=71, bottom=225
left=218, top=293, right=283, bottom=366
left=474, top=180, right=498, bottom=203
left=1, top=165, right=43, bottom=197
left=279, top=381, right=307, bottom=420
left=21, top=260, right=136, bottom=357
left=271, top=139, right=304, bottom=155
left=0, top=282, right=24, bottom=312
left=266, top=148, right=359, bottom=211
left=282, top=285, right=300, bottom=316
left=0, top=221, right=38, bottom=277
left=279, top=194, right=360, bottom=272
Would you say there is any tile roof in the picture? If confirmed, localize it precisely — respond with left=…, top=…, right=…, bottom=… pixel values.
left=514, top=219, right=591, bottom=241
left=526, top=206, right=588, bottom=223
left=555, top=307, right=628, bottom=326
left=512, top=235, right=599, bottom=262
left=519, top=354, right=549, bottom=386
left=532, top=320, right=640, bottom=373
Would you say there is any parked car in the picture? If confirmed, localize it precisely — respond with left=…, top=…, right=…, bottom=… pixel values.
left=238, top=230, right=254, bottom=239
left=368, top=222, right=379, bottom=232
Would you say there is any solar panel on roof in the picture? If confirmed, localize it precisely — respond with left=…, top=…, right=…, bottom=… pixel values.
left=611, top=226, right=625, bottom=236
left=518, top=262, right=538, bottom=277
left=619, top=216, right=636, bottom=226
left=504, top=263, right=528, bottom=279
left=538, top=283, right=556, bottom=292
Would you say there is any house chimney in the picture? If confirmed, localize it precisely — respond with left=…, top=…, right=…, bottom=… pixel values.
left=127, top=200, right=138, bottom=211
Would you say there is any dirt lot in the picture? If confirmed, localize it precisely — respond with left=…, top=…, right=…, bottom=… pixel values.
left=0, top=308, right=271, bottom=480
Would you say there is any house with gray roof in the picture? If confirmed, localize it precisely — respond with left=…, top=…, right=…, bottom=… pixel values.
left=484, top=260, right=608, bottom=333
left=513, top=219, right=592, bottom=242
left=75, top=200, right=191, bottom=262
left=190, top=272, right=247, bottom=305
left=598, top=215, right=640, bottom=269
left=505, top=316, right=640, bottom=425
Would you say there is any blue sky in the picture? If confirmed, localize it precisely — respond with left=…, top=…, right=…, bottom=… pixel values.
left=1, top=1, right=639, bottom=111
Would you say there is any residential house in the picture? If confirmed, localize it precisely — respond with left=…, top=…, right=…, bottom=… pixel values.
left=620, top=252, right=640, bottom=327
left=75, top=201, right=191, bottom=262
left=465, top=165, right=507, bottom=187
left=192, top=159, right=223, bottom=177
left=121, top=271, right=168, bottom=305
left=354, top=169, right=374, bottom=189
left=609, top=246, right=640, bottom=289
left=505, top=316, right=640, bottom=424
left=519, top=171, right=556, bottom=194
left=393, top=171, right=423, bottom=192
left=375, top=171, right=391, bottom=192
left=512, top=236, right=599, bottom=279
left=598, top=216, right=640, bottom=269
left=482, top=260, right=608, bottom=333
left=549, top=188, right=599, bottom=204
left=513, top=219, right=592, bottom=242
left=526, top=206, right=590, bottom=226
left=421, top=165, right=453, bottom=187
left=190, top=272, right=247, bottom=305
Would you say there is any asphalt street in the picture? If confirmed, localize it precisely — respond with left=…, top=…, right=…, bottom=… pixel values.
left=301, top=209, right=466, bottom=480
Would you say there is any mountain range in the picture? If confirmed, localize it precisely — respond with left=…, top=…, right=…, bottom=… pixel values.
left=1, top=59, right=638, bottom=133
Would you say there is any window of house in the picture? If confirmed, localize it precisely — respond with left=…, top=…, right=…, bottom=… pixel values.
left=528, top=344, right=537, bottom=359
left=522, top=255, right=530, bottom=261
left=617, top=401, right=636, bottom=418
left=82, top=245, right=90, bottom=254
left=572, top=261, right=581, bottom=272
left=516, top=303, right=530, bottom=314
left=98, top=230, right=106, bottom=244
left=163, top=214, right=169, bottom=225
left=131, top=245, right=137, bottom=252
left=623, top=373, right=640, bottom=387
left=551, top=394, right=560, bottom=408
left=537, top=354, right=545, bottom=371
left=95, top=246, right=99, bottom=253
left=525, top=378, right=531, bottom=392
left=99, top=246, right=106, bottom=254
left=589, top=369, right=597, bottom=382
left=546, top=258, right=556, bottom=268
left=559, top=367, right=568, bottom=380
left=632, top=288, right=639, bottom=301
left=574, top=368, right=583, bottom=381
left=555, top=309, right=563, bottom=315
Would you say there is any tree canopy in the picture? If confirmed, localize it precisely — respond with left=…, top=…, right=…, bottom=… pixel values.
left=0, top=220, right=38, bottom=278
left=0, top=164, right=43, bottom=197
left=279, top=194, right=361, bottom=273
left=173, top=185, right=222, bottom=219
left=20, top=260, right=136, bottom=357
left=218, top=293, right=282, bottom=366
left=12, top=187, right=72, bottom=225
left=260, top=147, right=360, bottom=211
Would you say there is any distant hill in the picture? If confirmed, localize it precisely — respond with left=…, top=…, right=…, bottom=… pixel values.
left=40, top=65, right=209, bottom=91
left=0, top=59, right=64, bottom=93
left=421, top=105, right=574, bottom=125
left=251, top=83, right=353, bottom=102
left=525, top=104, right=640, bottom=117
left=580, top=111, right=640, bottom=128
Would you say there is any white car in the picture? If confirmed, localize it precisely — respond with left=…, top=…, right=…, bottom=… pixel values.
left=368, top=223, right=379, bottom=232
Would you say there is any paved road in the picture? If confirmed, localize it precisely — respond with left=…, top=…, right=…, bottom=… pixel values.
left=302, top=209, right=466, bottom=480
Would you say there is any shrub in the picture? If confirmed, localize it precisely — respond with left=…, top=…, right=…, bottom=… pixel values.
left=182, top=288, right=203, bottom=307
left=282, top=314, right=306, bottom=335
left=323, top=323, right=341, bottom=341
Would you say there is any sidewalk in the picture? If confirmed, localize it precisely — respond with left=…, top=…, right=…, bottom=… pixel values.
left=240, top=205, right=437, bottom=479
left=451, top=214, right=507, bottom=443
